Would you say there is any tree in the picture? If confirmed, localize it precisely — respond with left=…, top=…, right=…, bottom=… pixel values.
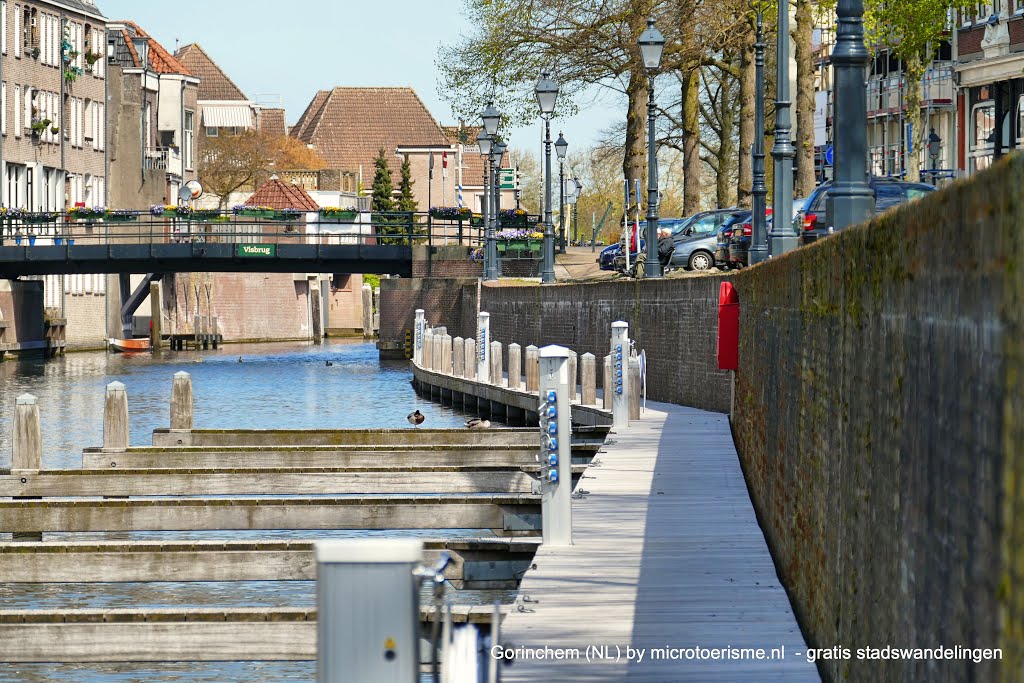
left=509, top=147, right=541, bottom=214
left=397, top=155, right=417, bottom=213
left=794, top=0, right=817, bottom=197
left=865, top=0, right=967, bottom=181
left=371, top=148, right=394, bottom=213
left=273, top=136, right=327, bottom=170
left=198, top=130, right=275, bottom=209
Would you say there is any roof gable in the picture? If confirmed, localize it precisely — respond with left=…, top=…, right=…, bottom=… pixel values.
left=245, top=178, right=320, bottom=211
left=175, top=43, right=247, bottom=101
left=289, top=87, right=449, bottom=177
left=120, top=22, right=192, bottom=76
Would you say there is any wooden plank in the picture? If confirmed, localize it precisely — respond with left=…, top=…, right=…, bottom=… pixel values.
left=500, top=402, right=821, bottom=682
left=0, top=538, right=540, bottom=583
left=0, top=468, right=536, bottom=497
left=151, top=427, right=539, bottom=448
left=0, top=495, right=541, bottom=533
left=0, top=606, right=510, bottom=662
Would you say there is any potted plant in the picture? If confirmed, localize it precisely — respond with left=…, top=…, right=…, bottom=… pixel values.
left=320, top=206, right=359, bottom=221
left=498, top=208, right=528, bottom=228
left=233, top=204, right=275, bottom=218
left=30, top=118, right=52, bottom=137
left=429, top=206, right=472, bottom=220
left=84, top=51, right=100, bottom=69
left=273, top=208, right=303, bottom=222
left=105, top=210, right=139, bottom=222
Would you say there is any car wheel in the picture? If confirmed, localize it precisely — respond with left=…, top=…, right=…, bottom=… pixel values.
left=688, top=251, right=713, bottom=271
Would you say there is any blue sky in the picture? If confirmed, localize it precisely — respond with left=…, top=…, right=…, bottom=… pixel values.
left=97, top=0, right=622, bottom=155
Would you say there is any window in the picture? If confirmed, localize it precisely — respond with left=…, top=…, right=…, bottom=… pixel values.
left=973, top=104, right=995, bottom=148
left=13, top=84, right=20, bottom=138
left=13, top=5, right=20, bottom=57
left=6, top=166, right=16, bottom=207
left=1, top=83, right=5, bottom=136
left=1, top=2, right=7, bottom=55
left=875, top=184, right=903, bottom=210
left=1018, top=95, right=1024, bottom=143
left=184, top=111, right=194, bottom=170
left=206, top=126, right=218, bottom=137
left=25, top=167, right=33, bottom=212
left=689, top=214, right=719, bottom=235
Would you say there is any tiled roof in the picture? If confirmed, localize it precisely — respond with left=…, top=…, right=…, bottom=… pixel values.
left=175, top=44, right=247, bottom=101
left=120, top=22, right=192, bottom=76
left=290, top=87, right=450, bottom=178
left=245, top=177, right=320, bottom=211
left=53, top=0, right=104, bottom=19
left=258, top=108, right=287, bottom=137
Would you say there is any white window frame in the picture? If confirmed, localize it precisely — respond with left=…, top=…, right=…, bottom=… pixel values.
left=13, top=84, right=20, bottom=138
left=13, top=5, right=21, bottom=58
left=184, top=110, right=195, bottom=170
left=2, top=2, right=7, bottom=55
left=1, top=83, right=6, bottom=136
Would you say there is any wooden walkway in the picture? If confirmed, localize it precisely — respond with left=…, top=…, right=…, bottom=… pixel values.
left=501, top=401, right=821, bottom=682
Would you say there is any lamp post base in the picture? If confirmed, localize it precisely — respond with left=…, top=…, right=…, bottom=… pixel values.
left=829, top=185, right=875, bottom=232
left=769, top=234, right=799, bottom=259
left=748, top=245, right=769, bottom=265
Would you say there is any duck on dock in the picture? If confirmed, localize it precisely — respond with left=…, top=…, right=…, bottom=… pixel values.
left=465, top=418, right=491, bottom=430
left=407, top=410, right=425, bottom=427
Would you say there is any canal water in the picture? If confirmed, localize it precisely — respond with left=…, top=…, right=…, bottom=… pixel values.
left=0, top=340, right=505, bottom=682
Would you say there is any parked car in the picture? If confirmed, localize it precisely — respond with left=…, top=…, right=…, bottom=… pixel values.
left=726, top=209, right=779, bottom=268
left=795, top=178, right=936, bottom=246
left=665, top=209, right=740, bottom=271
left=597, top=237, right=646, bottom=272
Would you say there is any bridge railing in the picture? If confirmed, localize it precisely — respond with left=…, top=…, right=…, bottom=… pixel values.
left=0, top=210, right=542, bottom=250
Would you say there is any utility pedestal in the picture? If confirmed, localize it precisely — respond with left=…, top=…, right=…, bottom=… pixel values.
left=413, top=310, right=425, bottom=365
left=539, top=345, right=572, bottom=546
left=610, top=322, right=630, bottom=429
left=476, top=312, right=490, bottom=383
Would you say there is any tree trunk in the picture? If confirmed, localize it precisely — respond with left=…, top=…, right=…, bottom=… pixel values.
left=623, top=65, right=648, bottom=204
left=904, top=52, right=925, bottom=183
left=717, top=73, right=737, bottom=208
left=737, top=26, right=755, bottom=209
left=682, top=67, right=702, bottom=215
left=794, top=0, right=816, bottom=197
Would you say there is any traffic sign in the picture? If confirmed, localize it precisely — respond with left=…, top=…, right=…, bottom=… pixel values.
left=824, top=146, right=834, bottom=166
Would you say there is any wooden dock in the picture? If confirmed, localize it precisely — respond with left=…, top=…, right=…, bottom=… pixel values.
left=500, top=401, right=821, bottom=682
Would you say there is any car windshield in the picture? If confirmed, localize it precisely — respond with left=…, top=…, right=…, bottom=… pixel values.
left=668, top=216, right=697, bottom=235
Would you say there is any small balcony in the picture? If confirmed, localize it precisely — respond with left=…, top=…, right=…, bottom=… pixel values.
left=866, top=62, right=955, bottom=118
left=144, top=147, right=183, bottom=178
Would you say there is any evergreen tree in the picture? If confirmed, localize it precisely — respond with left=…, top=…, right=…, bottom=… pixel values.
left=371, top=148, right=394, bottom=213
left=397, top=156, right=417, bottom=213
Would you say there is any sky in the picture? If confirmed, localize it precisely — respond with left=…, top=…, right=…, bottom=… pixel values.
left=97, top=0, right=624, bottom=156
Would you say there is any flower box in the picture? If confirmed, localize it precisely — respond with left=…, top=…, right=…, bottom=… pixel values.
left=104, top=213, right=139, bottom=222
left=190, top=210, right=221, bottom=222
left=320, top=209, right=359, bottom=221
left=470, top=215, right=484, bottom=227
left=270, top=211, right=303, bottom=221
left=24, top=214, right=59, bottom=225
left=235, top=208, right=275, bottom=218
left=430, top=207, right=472, bottom=221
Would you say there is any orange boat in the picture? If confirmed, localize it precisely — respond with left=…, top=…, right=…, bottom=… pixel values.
left=109, top=338, right=151, bottom=353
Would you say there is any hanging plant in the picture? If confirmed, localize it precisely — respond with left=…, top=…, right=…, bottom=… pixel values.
left=30, top=118, right=52, bottom=136
left=84, top=51, right=100, bottom=66
left=63, top=66, right=83, bottom=84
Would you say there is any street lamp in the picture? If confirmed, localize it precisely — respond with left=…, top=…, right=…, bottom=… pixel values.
left=477, top=127, right=497, bottom=281
left=535, top=71, right=559, bottom=283
left=571, top=178, right=582, bottom=245
left=769, top=2, right=796, bottom=256
left=491, top=140, right=507, bottom=278
left=638, top=17, right=665, bottom=278
left=748, top=1, right=769, bottom=265
left=828, top=0, right=874, bottom=230
left=481, top=101, right=500, bottom=137
left=555, top=132, right=568, bottom=254
left=928, top=128, right=942, bottom=182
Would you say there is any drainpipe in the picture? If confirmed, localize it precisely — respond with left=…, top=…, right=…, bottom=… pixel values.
left=1, top=24, right=4, bottom=209
left=60, top=14, right=66, bottom=203
left=103, top=28, right=108, bottom=208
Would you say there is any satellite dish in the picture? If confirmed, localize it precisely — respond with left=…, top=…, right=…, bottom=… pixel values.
left=177, top=186, right=193, bottom=203
left=185, top=180, right=204, bottom=199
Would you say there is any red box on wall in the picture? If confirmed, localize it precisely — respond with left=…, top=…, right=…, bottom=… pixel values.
left=718, top=281, right=739, bottom=371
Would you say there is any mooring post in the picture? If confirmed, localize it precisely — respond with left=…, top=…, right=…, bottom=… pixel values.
left=413, top=309, right=425, bottom=365
left=628, top=355, right=641, bottom=420
left=539, top=345, right=573, bottom=546
left=441, top=333, right=453, bottom=375
left=464, top=337, right=477, bottom=380
left=507, top=343, right=522, bottom=390
left=452, top=337, right=465, bottom=377
left=476, top=312, right=490, bottom=384
left=103, top=382, right=130, bottom=451
left=361, top=284, right=373, bottom=338
left=567, top=350, right=578, bottom=402
left=12, top=394, right=42, bottom=472
left=525, top=345, right=539, bottom=392
left=170, top=372, right=193, bottom=431
left=149, top=281, right=161, bottom=353
left=610, top=321, right=630, bottom=428
left=489, top=341, right=502, bottom=386
left=581, top=353, right=596, bottom=405
left=316, top=539, right=423, bottom=683
left=421, top=331, right=432, bottom=371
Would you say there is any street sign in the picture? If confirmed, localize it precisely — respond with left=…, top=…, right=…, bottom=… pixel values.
left=824, top=146, right=834, bottom=166
left=236, top=244, right=276, bottom=258
left=499, top=168, right=516, bottom=190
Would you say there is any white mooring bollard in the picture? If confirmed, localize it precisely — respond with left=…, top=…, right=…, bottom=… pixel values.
left=610, top=321, right=630, bottom=428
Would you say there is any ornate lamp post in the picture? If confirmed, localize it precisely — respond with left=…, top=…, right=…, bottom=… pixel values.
left=491, top=141, right=507, bottom=275
left=748, top=1, right=769, bottom=265
left=637, top=17, right=665, bottom=278
left=480, top=102, right=501, bottom=280
left=555, top=132, right=568, bottom=254
left=828, top=0, right=874, bottom=230
left=477, top=129, right=496, bottom=280
left=928, top=128, right=942, bottom=184
left=570, top=178, right=582, bottom=245
left=535, top=72, right=559, bottom=284
left=769, top=0, right=797, bottom=256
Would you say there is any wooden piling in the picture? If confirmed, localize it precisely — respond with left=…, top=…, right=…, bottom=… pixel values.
left=103, top=382, right=130, bottom=451
left=580, top=353, right=596, bottom=405
left=12, top=394, right=41, bottom=471
left=149, top=282, right=161, bottom=353
left=507, top=344, right=522, bottom=390
left=452, top=337, right=465, bottom=377
left=171, top=372, right=193, bottom=431
left=361, top=284, right=372, bottom=338
left=464, top=338, right=476, bottom=380
left=489, top=341, right=502, bottom=386
left=525, top=345, right=539, bottom=392
left=568, top=350, right=578, bottom=402
left=628, top=356, right=641, bottom=420
left=603, top=355, right=613, bottom=410
left=441, top=334, right=453, bottom=375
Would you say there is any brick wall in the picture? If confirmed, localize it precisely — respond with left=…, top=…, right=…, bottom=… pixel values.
left=1010, top=17, right=1024, bottom=49
left=451, top=277, right=732, bottom=413
left=731, top=154, right=1024, bottom=682
left=0, top=279, right=43, bottom=344
left=63, top=290, right=107, bottom=349
left=410, top=245, right=482, bottom=278
left=958, top=25, right=985, bottom=58
left=378, top=276, right=478, bottom=359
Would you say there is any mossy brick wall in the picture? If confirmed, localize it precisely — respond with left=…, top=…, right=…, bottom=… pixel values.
left=732, top=153, right=1024, bottom=683
left=462, top=277, right=732, bottom=413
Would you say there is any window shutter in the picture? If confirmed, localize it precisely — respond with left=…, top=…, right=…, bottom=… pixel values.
left=13, top=85, right=20, bottom=138
left=1, top=83, right=6, bottom=135
left=13, top=6, right=20, bottom=58
left=40, top=12, right=46, bottom=65
left=1, top=2, right=6, bottom=55
left=23, top=86, right=31, bottom=133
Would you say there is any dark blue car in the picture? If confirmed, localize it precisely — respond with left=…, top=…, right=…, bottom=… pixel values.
left=597, top=237, right=647, bottom=271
